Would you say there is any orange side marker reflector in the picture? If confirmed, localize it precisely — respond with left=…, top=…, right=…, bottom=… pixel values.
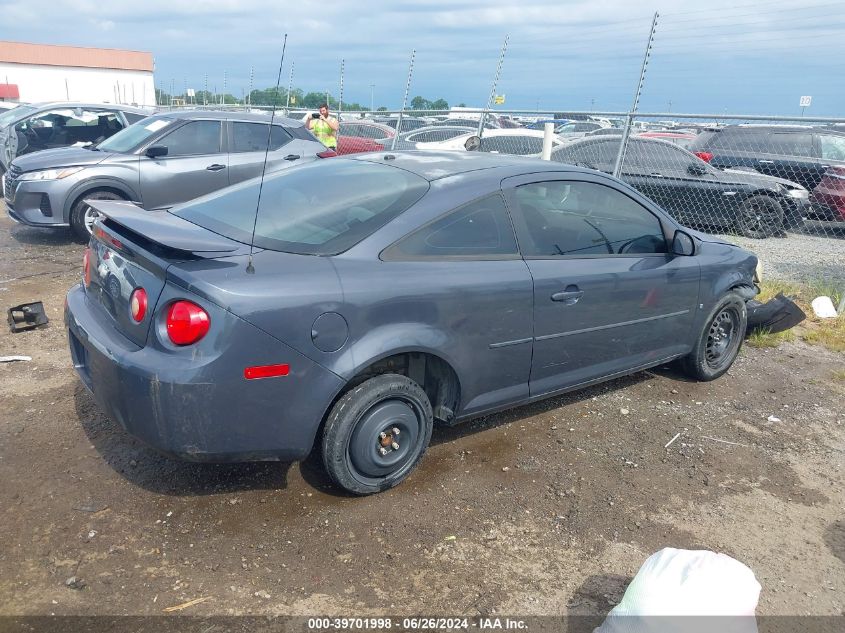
left=244, top=364, right=290, bottom=380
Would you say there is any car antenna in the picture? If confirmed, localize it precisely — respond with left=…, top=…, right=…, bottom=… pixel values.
left=246, top=33, right=288, bottom=274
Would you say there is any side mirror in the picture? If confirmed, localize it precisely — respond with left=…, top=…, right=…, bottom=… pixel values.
left=687, top=163, right=708, bottom=176
left=671, top=229, right=696, bottom=256
left=145, top=145, right=168, bottom=159
left=464, top=135, right=481, bottom=151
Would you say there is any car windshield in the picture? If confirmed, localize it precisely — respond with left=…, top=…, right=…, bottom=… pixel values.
left=172, top=159, right=430, bottom=255
left=0, top=105, right=37, bottom=127
left=96, top=117, right=174, bottom=153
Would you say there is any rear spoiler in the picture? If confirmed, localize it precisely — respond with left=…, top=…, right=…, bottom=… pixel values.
left=88, top=200, right=240, bottom=253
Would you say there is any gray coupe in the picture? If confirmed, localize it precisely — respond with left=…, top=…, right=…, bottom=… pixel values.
left=65, top=151, right=759, bottom=495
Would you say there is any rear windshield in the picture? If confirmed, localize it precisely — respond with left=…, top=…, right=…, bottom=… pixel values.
left=172, top=159, right=430, bottom=255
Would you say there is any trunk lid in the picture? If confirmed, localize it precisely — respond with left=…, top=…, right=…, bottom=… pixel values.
left=85, top=200, right=248, bottom=347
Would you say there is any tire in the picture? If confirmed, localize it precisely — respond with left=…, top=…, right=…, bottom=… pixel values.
left=735, top=195, right=784, bottom=239
left=322, top=374, right=433, bottom=495
left=679, top=292, right=747, bottom=381
left=69, top=190, right=124, bottom=242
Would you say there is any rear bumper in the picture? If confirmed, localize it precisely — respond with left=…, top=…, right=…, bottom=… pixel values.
left=65, top=283, right=345, bottom=462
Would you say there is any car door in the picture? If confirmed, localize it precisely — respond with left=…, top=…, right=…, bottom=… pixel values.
left=227, top=120, right=302, bottom=186
left=758, top=131, right=819, bottom=190
left=137, top=119, right=228, bottom=209
left=625, top=140, right=730, bottom=226
left=503, top=174, right=701, bottom=397
left=374, top=193, right=534, bottom=416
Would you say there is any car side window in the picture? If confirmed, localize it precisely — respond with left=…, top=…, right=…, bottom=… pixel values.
left=629, top=140, right=692, bottom=170
left=819, top=134, right=845, bottom=161
left=512, top=181, right=667, bottom=257
left=159, top=120, right=222, bottom=156
left=479, top=136, right=543, bottom=155
left=383, top=194, right=518, bottom=260
left=123, top=112, right=146, bottom=124
left=232, top=122, right=291, bottom=153
left=769, top=132, right=813, bottom=157
left=552, top=140, right=617, bottom=167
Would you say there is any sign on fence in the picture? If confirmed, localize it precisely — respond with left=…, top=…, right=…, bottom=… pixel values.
left=799, top=95, right=812, bottom=107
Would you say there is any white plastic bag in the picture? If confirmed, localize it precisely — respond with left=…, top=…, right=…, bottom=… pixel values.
left=595, top=548, right=761, bottom=633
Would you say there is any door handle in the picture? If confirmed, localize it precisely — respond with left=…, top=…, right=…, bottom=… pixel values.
left=284, top=154, right=301, bottom=161
left=650, top=173, right=664, bottom=177
left=551, top=288, right=584, bottom=304
left=206, top=164, right=226, bottom=171
left=758, top=160, right=774, bottom=165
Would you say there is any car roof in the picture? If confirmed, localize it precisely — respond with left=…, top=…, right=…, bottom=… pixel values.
left=347, top=150, right=594, bottom=182
left=145, top=109, right=305, bottom=127
left=27, top=102, right=151, bottom=114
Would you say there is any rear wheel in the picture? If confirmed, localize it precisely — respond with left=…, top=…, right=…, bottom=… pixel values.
left=679, top=292, right=747, bottom=381
left=69, top=190, right=124, bottom=242
left=322, top=374, right=433, bottom=495
left=736, top=195, right=784, bottom=239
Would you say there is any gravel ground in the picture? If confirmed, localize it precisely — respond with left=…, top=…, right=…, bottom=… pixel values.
left=720, top=223, right=845, bottom=289
left=1, top=207, right=844, bottom=620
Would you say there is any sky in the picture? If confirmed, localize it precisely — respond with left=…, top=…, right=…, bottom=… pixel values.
left=2, top=0, right=844, bottom=117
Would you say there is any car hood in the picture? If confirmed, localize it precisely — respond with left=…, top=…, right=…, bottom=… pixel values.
left=722, top=168, right=807, bottom=192
left=11, top=146, right=114, bottom=172
left=710, top=167, right=782, bottom=191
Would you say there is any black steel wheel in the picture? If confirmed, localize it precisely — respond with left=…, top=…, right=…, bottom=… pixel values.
left=322, top=374, right=433, bottom=495
left=678, top=291, right=747, bottom=381
left=736, top=195, right=784, bottom=239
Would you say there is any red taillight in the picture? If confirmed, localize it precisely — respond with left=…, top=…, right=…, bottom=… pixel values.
left=694, top=151, right=713, bottom=162
left=244, top=364, right=290, bottom=380
left=317, top=149, right=338, bottom=158
left=130, top=288, right=147, bottom=322
left=82, top=248, right=91, bottom=287
left=165, top=300, right=210, bottom=346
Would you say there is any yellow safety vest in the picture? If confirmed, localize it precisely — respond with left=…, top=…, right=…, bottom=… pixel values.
left=312, top=117, right=337, bottom=149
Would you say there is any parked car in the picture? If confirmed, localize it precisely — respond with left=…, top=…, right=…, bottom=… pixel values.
left=418, top=128, right=566, bottom=156
left=336, top=135, right=384, bottom=155
left=551, top=136, right=807, bottom=238
left=66, top=151, right=758, bottom=495
left=433, top=117, right=499, bottom=130
left=688, top=125, right=845, bottom=222
left=371, top=116, right=428, bottom=132
left=338, top=121, right=395, bottom=142
left=555, top=121, right=606, bottom=137
left=0, top=102, right=150, bottom=178
left=4, top=111, right=328, bottom=239
left=375, top=125, right=479, bottom=150
left=637, top=131, right=698, bottom=150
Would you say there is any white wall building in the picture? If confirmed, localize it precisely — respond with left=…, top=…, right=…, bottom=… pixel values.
left=0, top=41, right=155, bottom=106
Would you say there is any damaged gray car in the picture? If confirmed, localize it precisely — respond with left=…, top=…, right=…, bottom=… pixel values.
left=66, top=152, right=761, bottom=495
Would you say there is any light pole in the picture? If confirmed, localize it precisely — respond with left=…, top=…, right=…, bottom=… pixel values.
left=370, top=84, right=375, bottom=112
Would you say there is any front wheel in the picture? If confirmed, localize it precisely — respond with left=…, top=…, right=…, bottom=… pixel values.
left=678, top=292, right=747, bottom=381
left=736, top=195, right=784, bottom=239
left=69, top=190, right=124, bottom=242
left=322, top=374, right=433, bottom=495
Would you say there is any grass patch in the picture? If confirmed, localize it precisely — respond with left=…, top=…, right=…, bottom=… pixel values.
left=746, top=327, right=795, bottom=348
left=832, top=369, right=845, bottom=382
left=754, top=279, right=845, bottom=353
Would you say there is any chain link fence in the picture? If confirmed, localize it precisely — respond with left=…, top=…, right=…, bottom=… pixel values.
left=319, top=107, right=845, bottom=290
left=155, top=103, right=845, bottom=291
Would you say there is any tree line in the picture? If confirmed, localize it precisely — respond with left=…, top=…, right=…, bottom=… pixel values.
left=155, top=86, right=449, bottom=112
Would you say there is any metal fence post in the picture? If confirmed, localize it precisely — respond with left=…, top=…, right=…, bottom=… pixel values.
left=541, top=122, right=554, bottom=161
left=391, top=49, right=415, bottom=150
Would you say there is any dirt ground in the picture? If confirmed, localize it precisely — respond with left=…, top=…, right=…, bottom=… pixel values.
left=0, top=208, right=843, bottom=618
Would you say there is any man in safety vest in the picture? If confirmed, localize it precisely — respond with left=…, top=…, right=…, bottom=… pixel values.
left=307, top=102, right=339, bottom=151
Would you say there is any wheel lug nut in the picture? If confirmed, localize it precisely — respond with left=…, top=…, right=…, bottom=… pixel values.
left=379, top=432, right=387, bottom=440
left=379, top=447, right=388, bottom=456
left=392, top=427, right=400, bottom=435
left=391, top=441, right=399, bottom=450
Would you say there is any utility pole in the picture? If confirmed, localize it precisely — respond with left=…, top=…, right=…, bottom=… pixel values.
left=370, top=84, right=375, bottom=112
left=248, top=65, right=254, bottom=107
left=613, top=12, right=658, bottom=178
left=591, top=98, right=595, bottom=112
